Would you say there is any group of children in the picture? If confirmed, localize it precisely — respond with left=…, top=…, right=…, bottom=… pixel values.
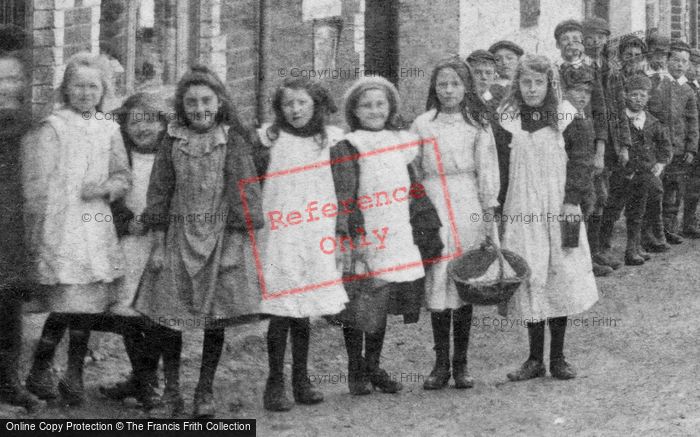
left=0, top=16, right=695, bottom=419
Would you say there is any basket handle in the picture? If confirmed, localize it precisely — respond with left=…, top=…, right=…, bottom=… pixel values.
left=484, top=221, right=506, bottom=281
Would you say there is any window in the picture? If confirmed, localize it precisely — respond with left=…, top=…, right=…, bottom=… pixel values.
left=520, top=0, right=540, bottom=28
left=101, top=0, right=197, bottom=96
left=313, top=18, right=342, bottom=71
left=0, top=0, right=27, bottom=28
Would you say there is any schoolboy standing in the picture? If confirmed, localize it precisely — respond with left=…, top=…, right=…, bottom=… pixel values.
left=646, top=38, right=698, bottom=244
left=600, top=75, right=672, bottom=265
left=554, top=19, right=611, bottom=276
left=488, top=41, right=523, bottom=218
left=581, top=17, right=631, bottom=270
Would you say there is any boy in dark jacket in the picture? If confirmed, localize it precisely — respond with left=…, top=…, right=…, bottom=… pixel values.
left=560, top=65, right=608, bottom=274
left=554, top=19, right=611, bottom=276
left=599, top=75, right=672, bottom=265
left=645, top=39, right=698, bottom=244
left=582, top=17, right=632, bottom=271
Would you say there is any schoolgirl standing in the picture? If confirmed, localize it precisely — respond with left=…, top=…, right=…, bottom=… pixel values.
left=332, top=76, right=427, bottom=396
left=410, top=58, right=500, bottom=389
left=499, top=54, right=598, bottom=381
left=97, top=92, right=170, bottom=409
left=22, top=52, right=131, bottom=405
left=134, top=65, right=264, bottom=418
left=253, top=77, right=348, bottom=411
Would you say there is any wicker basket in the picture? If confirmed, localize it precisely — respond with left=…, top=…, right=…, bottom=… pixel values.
left=448, top=237, right=531, bottom=306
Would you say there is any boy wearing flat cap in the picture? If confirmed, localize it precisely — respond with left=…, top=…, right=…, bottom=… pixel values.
left=600, top=75, right=672, bottom=265
left=583, top=17, right=610, bottom=68
left=580, top=17, right=632, bottom=271
left=645, top=39, right=698, bottom=244
left=489, top=40, right=523, bottom=89
left=554, top=19, right=612, bottom=276
left=467, top=49, right=512, bottom=221
left=561, top=65, right=597, bottom=222
left=646, top=32, right=673, bottom=79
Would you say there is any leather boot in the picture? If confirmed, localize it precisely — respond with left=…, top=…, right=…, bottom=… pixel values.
left=343, top=327, right=371, bottom=395
left=149, top=327, right=183, bottom=418
left=637, top=244, right=651, bottom=261
left=365, top=325, right=402, bottom=393
left=507, top=322, right=546, bottom=382
left=423, top=310, right=451, bottom=390
left=664, top=215, right=684, bottom=244
left=625, top=226, right=644, bottom=266
left=682, top=195, right=700, bottom=238
left=549, top=317, right=576, bottom=379
left=592, top=262, right=613, bottom=276
left=263, top=317, right=293, bottom=412
left=193, top=328, right=224, bottom=418
left=58, top=328, right=89, bottom=406
left=26, top=313, right=68, bottom=400
left=0, top=297, right=45, bottom=412
left=290, top=318, right=323, bottom=405
left=452, top=306, right=474, bottom=389
left=641, top=226, right=670, bottom=252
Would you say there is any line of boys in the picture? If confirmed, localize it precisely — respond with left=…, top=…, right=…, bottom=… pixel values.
left=473, top=18, right=699, bottom=271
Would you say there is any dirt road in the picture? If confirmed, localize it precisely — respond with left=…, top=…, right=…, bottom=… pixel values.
left=3, top=226, right=700, bottom=436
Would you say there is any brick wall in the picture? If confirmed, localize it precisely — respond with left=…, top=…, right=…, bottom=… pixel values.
left=398, top=0, right=460, bottom=121
left=220, top=0, right=361, bottom=127
left=221, top=0, right=259, bottom=126
left=31, top=0, right=102, bottom=118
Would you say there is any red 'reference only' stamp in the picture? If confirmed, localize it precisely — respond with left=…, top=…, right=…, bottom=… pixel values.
left=238, top=137, right=461, bottom=300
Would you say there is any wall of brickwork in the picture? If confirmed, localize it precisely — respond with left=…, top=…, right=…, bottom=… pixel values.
left=31, top=0, right=102, bottom=118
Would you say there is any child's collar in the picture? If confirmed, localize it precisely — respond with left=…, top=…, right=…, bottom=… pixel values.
left=168, top=121, right=228, bottom=142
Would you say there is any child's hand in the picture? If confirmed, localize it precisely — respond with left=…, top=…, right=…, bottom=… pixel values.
left=81, top=182, right=109, bottom=200
left=619, top=147, right=630, bottom=167
left=127, top=219, right=147, bottom=236
left=684, top=152, right=695, bottom=165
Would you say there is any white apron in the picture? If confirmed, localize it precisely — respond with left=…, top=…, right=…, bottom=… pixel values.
left=344, top=129, right=425, bottom=284
left=500, top=101, right=598, bottom=321
left=257, top=125, right=349, bottom=317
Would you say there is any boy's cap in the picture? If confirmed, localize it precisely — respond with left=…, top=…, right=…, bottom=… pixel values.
left=625, top=74, right=652, bottom=91
left=488, top=40, right=524, bottom=57
left=646, top=34, right=671, bottom=53
left=690, top=48, right=700, bottom=64
left=583, top=17, right=610, bottom=36
left=670, top=39, right=691, bottom=54
left=618, top=34, right=646, bottom=55
left=560, top=64, right=595, bottom=90
left=554, top=19, right=583, bottom=41
left=466, top=49, right=497, bottom=65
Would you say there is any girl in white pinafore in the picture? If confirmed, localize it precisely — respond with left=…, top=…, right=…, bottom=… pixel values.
left=22, top=53, right=131, bottom=406
left=411, top=58, right=500, bottom=390
left=499, top=54, right=598, bottom=382
left=336, top=76, right=425, bottom=397
left=255, top=77, right=348, bottom=412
